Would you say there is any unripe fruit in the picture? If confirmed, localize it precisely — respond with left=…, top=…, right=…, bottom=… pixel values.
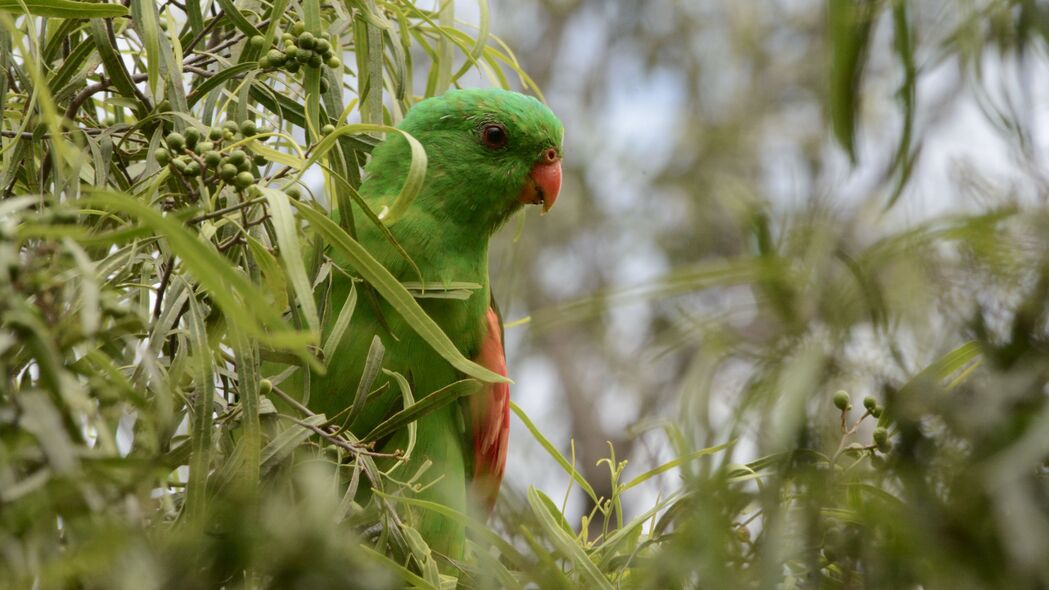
left=195, top=141, right=214, bottom=154
left=267, top=49, right=285, bottom=65
left=184, top=161, right=201, bottom=176
left=184, top=127, right=200, bottom=148
left=240, top=120, right=257, bottom=137
left=172, top=158, right=189, bottom=173
left=291, top=20, right=305, bottom=36
left=227, top=150, right=247, bottom=166
left=286, top=62, right=300, bottom=74
left=259, top=56, right=271, bottom=69
left=282, top=33, right=295, bottom=45
left=154, top=148, right=171, bottom=165
left=204, top=151, right=222, bottom=167
left=234, top=171, right=255, bottom=190
left=863, top=396, right=877, bottom=412
left=308, top=53, right=322, bottom=68
left=222, top=120, right=240, bottom=133
left=165, top=132, right=185, bottom=151
left=286, top=186, right=301, bottom=200
left=209, top=127, right=224, bottom=141
left=260, top=379, right=273, bottom=394
left=284, top=45, right=299, bottom=60
left=295, top=49, right=312, bottom=64
left=873, top=427, right=888, bottom=446
left=249, top=35, right=266, bottom=50
left=314, top=39, right=330, bottom=53
left=246, top=185, right=262, bottom=197
left=297, top=32, right=316, bottom=49
left=219, top=163, right=238, bottom=182
left=321, top=124, right=335, bottom=135
left=326, top=56, right=341, bottom=69
left=253, top=154, right=268, bottom=166
left=833, top=390, right=851, bottom=411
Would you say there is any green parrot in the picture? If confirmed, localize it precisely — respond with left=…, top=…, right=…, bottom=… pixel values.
left=302, top=88, right=563, bottom=562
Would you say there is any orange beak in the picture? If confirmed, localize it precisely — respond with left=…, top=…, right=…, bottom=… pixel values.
left=519, top=148, right=562, bottom=214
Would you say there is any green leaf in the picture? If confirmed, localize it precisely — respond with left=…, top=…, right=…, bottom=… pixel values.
left=527, top=486, right=614, bottom=590
left=0, top=0, right=128, bottom=18
left=80, top=191, right=313, bottom=351
left=362, top=379, right=480, bottom=443
left=261, top=188, right=320, bottom=335
left=828, top=0, right=878, bottom=163
left=511, top=402, right=598, bottom=504
left=289, top=199, right=509, bottom=384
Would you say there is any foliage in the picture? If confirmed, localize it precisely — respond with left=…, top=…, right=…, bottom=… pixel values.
left=3, top=0, right=1049, bottom=589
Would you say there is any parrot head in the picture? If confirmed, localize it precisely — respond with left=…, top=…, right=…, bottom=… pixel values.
left=363, top=88, right=564, bottom=232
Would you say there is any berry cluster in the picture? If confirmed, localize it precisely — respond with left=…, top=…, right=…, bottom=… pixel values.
left=257, top=21, right=342, bottom=75
left=154, top=121, right=270, bottom=194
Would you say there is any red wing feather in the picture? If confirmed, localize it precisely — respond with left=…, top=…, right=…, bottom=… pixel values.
left=469, top=307, right=511, bottom=514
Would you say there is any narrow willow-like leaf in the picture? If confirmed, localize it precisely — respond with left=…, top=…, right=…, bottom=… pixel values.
left=362, top=378, right=480, bottom=443
left=290, top=200, right=509, bottom=384
left=618, top=440, right=732, bottom=493
left=322, top=279, right=356, bottom=360
left=261, top=188, right=320, bottom=334
left=527, top=486, right=614, bottom=590
left=184, top=291, right=215, bottom=524
left=301, top=123, right=425, bottom=224
left=342, top=334, right=383, bottom=430
left=82, top=191, right=312, bottom=351
left=511, top=401, right=598, bottom=503
left=0, top=0, right=127, bottom=17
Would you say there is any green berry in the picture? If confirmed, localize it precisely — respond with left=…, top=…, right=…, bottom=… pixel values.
left=165, top=132, right=185, bottom=151
left=295, top=49, right=312, bottom=64
left=863, top=396, right=877, bottom=412
left=253, top=154, right=268, bottom=166
left=172, top=158, right=189, bottom=173
left=326, top=56, right=342, bottom=69
left=321, top=124, right=335, bottom=135
left=291, top=20, right=305, bottom=36
left=282, top=33, right=295, bottom=45
left=246, top=185, right=262, bottom=197
left=284, top=45, right=298, bottom=60
left=184, top=161, right=201, bottom=177
left=314, top=38, right=330, bottom=54
left=873, top=427, right=891, bottom=452
left=222, top=120, right=240, bottom=133
left=234, top=171, right=255, bottom=190
left=259, top=56, right=271, bottom=69
left=219, top=163, right=238, bottom=182
left=240, top=120, right=257, bottom=137
left=154, top=148, right=171, bottom=165
left=183, top=127, right=200, bottom=148
left=227, top=150, right=247, bottom=166
left=872, top=428, right=888, bottom=446
left=871, top=406, right=883, bottom=418
left=248, top=35, right=266, bottom=50
left=286, top=186, right=301, bottom=200
left=832, top=390, right=851, bottom=412
left=209, top=127, right=224, bottom=141
left=308, top=52, right=322, bottom=68
left=204, top=151, right=222, bottom=167
left=267, top=49, right=285, bottom=66
left=319, top=32, right=331, bottom=42
left=197, top=141, right=215, bottom=154
left=297, top=32, right=316, bottom=49
left=285, top=62, right=300, bottom=74
left=260, top=378, right=273, bottom=395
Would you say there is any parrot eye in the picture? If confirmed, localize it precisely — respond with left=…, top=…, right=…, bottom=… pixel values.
left=481, top=124, right=508, bottom=149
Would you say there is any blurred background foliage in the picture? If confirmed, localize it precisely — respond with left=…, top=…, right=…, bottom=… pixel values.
left=3, top=0, right=1049, bottom=588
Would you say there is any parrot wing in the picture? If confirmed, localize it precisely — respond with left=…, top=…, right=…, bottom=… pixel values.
left=468, top=305, right=511, bottom=514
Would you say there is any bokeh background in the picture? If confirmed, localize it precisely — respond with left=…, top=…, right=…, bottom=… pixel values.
left=474, top=0, right=1049, bottom=525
